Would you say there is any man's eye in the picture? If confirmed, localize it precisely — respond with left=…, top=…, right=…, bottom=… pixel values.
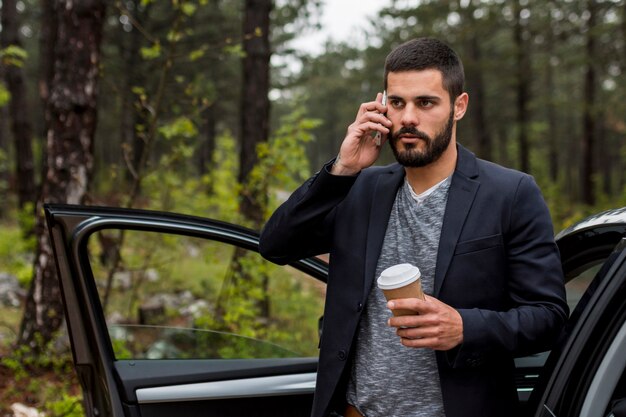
left=390, top=99, right=403, bottom=108
left=419, top=100, right=434, bottom=108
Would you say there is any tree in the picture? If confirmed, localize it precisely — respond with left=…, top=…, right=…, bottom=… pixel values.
left=18, top=0, right=106, bottom=350
left=457, top=0, right=493, bottom=161
left=1, top=0, right=36, bottom=210
left=581, top=0, right=598, bottom=206
left=513, top=0, right=531, bottom=174
left=543, top=1, right=559, bottom=182
left=239, top=0, right=272, bottom=229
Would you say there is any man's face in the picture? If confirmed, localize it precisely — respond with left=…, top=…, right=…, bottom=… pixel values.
left=386, top=70, right=456, bottom=167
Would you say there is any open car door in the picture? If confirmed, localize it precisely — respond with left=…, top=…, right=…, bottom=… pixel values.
left=45, top=204, right=328, bottom=417
left=527, top=208, right=626, bottom=417
left=514, top=208, right=626, bottom=405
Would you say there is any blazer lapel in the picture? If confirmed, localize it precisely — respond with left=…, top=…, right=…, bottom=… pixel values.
left=434, top=145, right=480, bottom=296
left=362, top=165, right=404, bottom=301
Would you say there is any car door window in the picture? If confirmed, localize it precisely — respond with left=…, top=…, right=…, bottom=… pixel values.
left=565, top=262, right=603, bottom=314
left=86, top=229, right=325, bottom=360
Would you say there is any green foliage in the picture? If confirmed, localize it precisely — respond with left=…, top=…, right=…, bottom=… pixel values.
left=140, top=41, right=162, bottom=60
left=249, top=106, right=321, bottom=220
left=0, top=150, right=8, bottom=204
left=1, top=352, right=28, bottom=381
left=191, top=250, right=322, bottom=359
left=89, top=227, right=323, bottom=361
left=0, top=221, right=34, bottom=287
left=0, top=45, right=28, bottom=67
left=158, top=116, right=198, bottom=140
left=134, top=128, right=241, bottom=223
left=0, top=82, right=10, bottom=107
left=17, top=203, right=37, bottom=247
left=1, top=333, right=79, bottom=415
left=222, top=43, right=245, bottom=58
left=45, top=393, right=84, bottom=417
left=111, top=337, right=133, bottom=360
left=10, top=333, right=71, bottom=371
left=189, top=48, right=206, bottom=61
left=202, top=131, right=241, bottom=221
left=180, top=3, right=197, bottom=17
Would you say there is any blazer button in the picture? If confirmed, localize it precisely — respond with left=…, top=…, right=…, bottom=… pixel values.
left=337, top=350, right=347, bottom=361
left=357, top=302, right=363, bottom=312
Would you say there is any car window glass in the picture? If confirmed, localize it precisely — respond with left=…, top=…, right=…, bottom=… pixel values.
left=86, top=229, right=325, bottom=360
left=565, top=262, right=603, bottom=314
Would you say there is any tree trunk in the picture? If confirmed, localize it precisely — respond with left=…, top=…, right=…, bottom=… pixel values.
left=197, top=0, right=222, bottom=180
left=238, top=0, right=272, bottom=229
left=581, top=0, right=596, bottom=205
left=37, top=0, right=58, bottom=197
left=545, top=3, right=559, bottom=182
left=0, top=104, right=9, bottom=218
left=546, top=75, right=559, bottom=182
left=623, top=2, right=626, bottom=67
left=468, top=35, right=491, bottom=161
left=199, top=104, right=217, bottom=178
left=598, top=110, right=611, bottom=196
left=514, top=0, right=531, bottom=173
left=1, top=0, right=36, bottom=210
left=233, top=0, right=272, bottom=324
left=119, top=0, right=146, bottom=183
left=18, top=0, right=106, bottom=351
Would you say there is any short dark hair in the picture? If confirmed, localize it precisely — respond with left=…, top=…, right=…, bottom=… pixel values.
left=384, top=38, right=465, bottom=102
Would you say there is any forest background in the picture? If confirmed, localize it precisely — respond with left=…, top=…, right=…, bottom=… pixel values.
left=1, top=0, right=626, bottom=415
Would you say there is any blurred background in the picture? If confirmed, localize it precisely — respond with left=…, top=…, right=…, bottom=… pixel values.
left=1, top=0, right=625, bottom=415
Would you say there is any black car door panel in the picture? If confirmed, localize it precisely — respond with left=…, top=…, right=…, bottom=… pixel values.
left=45, top=204, right=327, bottom=417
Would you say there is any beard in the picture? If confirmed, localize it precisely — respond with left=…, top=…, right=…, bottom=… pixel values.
left=389, top=110, right=455, bottom=167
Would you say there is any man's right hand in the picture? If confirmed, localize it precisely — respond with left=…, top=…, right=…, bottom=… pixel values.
left=331, top=92, right=391, bottom=176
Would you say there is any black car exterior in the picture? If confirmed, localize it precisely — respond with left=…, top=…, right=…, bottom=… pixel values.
left=44, top=204, right=626, bottom=417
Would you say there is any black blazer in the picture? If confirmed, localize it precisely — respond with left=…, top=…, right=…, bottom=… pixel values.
left=260, top=144, right=568, bottom=417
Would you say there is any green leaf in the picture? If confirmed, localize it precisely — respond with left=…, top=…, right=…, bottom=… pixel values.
left=223, top=44, right=245, bottom=58
left=167, top=30, right=183, bottom=42
left=131, top=86, right=146, bottom=96
left=181, top=3, right=197, bottom=16
left=0, top=83, right=10, bottom=108
left=189, top=48, right=205, bottom=61
left=158, top=117, right=198, bottom=140
left=140, top=42, right=161, bottom=60
left=0, top=45, right=28, bottom=67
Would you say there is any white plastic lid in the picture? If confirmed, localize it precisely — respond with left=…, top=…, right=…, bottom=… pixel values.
left=377, top=263, right=421, bottom=290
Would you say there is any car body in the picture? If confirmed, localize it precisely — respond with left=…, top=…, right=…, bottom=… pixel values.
left=44, top=204, right=626, bottom=417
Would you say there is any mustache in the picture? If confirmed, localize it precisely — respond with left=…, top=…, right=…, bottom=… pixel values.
left=392, top=127, right=431, bottom=142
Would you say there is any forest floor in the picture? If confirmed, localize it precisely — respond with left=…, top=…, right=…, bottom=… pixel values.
left=0, top=344, right=82, bottom=417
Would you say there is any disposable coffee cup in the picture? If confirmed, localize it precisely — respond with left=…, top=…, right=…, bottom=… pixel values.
left=377, top=263, right=425, bottom=316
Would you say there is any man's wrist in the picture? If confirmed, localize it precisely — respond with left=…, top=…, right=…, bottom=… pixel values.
left=331, top=155, right=360, bottom=176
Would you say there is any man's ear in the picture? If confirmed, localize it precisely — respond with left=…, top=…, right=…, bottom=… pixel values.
left=453, top=92, right=469, bottom=121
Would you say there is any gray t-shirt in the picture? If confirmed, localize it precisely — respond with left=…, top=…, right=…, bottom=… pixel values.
left=346, top=176, right=451, bottom=417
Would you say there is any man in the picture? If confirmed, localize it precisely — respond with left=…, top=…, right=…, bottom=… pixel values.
left=259, top=38, right=568, bottom=417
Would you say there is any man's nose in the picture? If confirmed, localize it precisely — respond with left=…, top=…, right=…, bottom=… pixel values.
left=400, top=105, right=419, bottom=127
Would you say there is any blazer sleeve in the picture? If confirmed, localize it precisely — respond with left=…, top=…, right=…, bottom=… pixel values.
left=451, top=174, right=569, bottom=367
left=259, top=161, right=357, bottom=265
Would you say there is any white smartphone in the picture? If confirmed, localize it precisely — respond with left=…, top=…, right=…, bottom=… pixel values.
left=374, top=90, right=387, bottom=146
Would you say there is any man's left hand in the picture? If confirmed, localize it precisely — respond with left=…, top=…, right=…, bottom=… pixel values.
left=387, top=295, right=463, bottom=351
